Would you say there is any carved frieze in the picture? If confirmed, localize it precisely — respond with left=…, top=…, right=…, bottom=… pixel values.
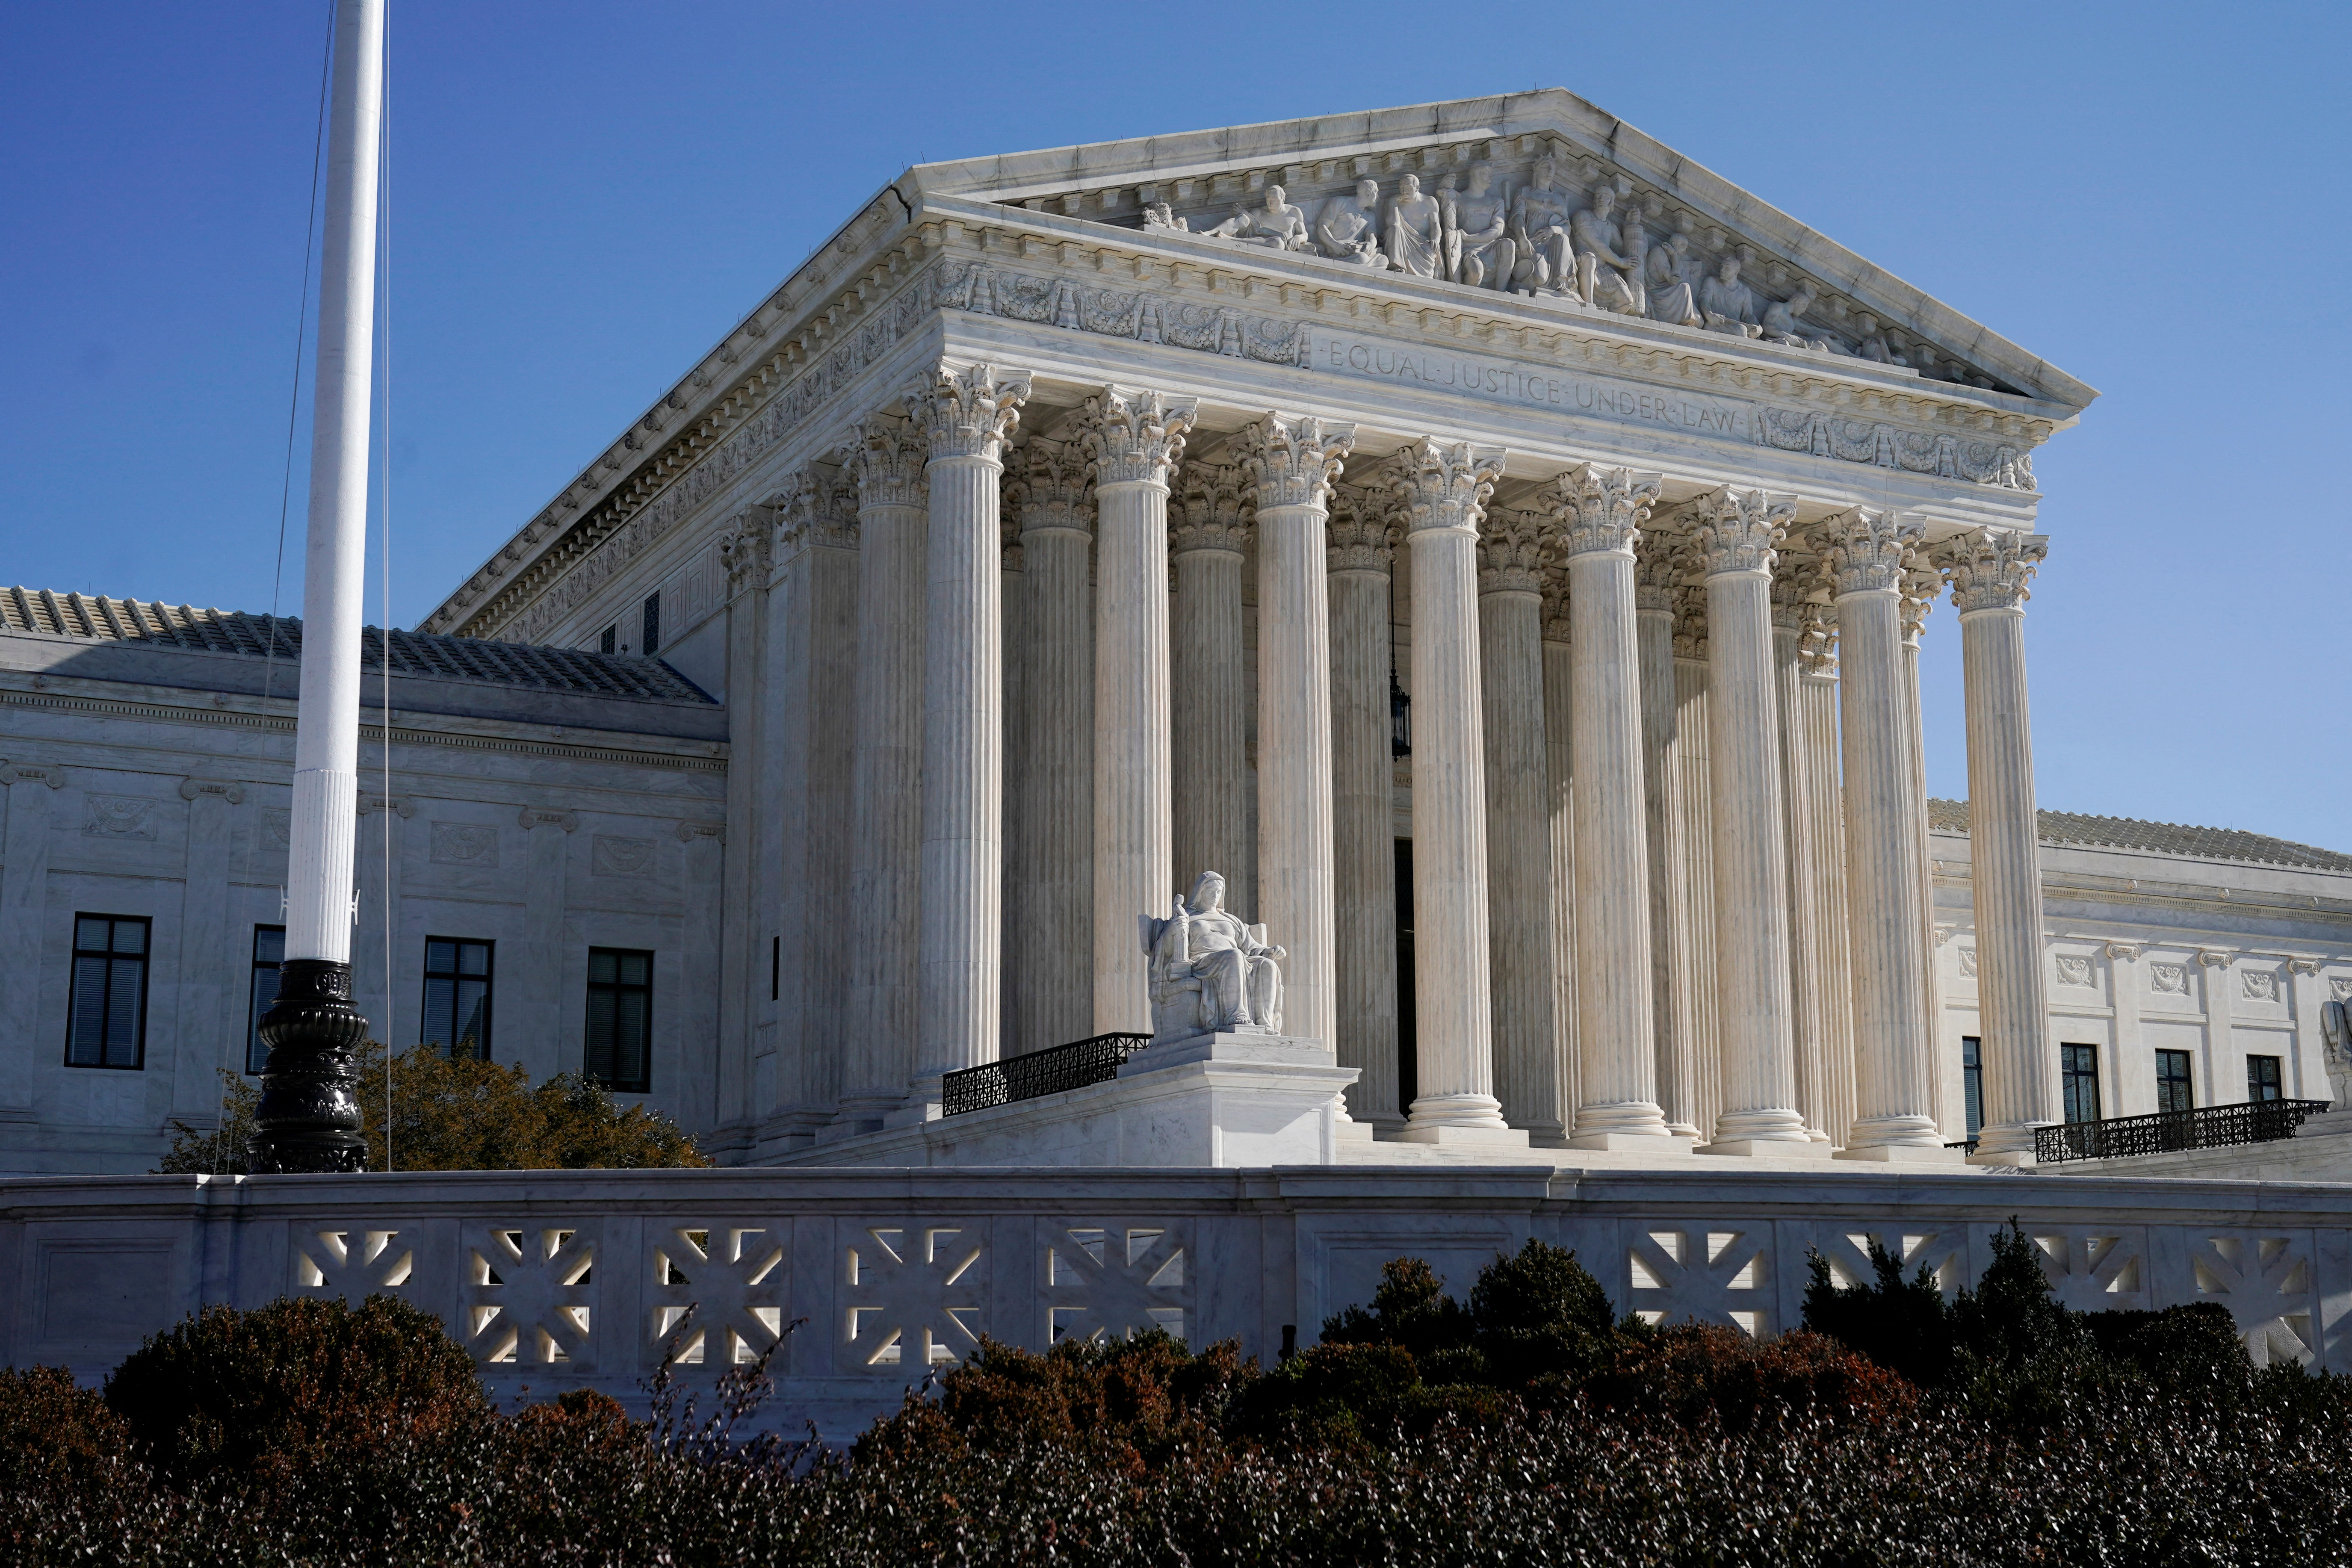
left=591, top=835, right=658, bottom=879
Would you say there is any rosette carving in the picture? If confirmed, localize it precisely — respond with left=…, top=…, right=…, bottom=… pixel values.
left=1537, top=463, right=1660, bottom=558
left=1080, top=385, right=1197, bottom=487
left=905, top=361, right=1030, bottom=464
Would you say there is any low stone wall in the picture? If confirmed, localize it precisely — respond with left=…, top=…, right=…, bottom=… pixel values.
left=3, top=1165, right=2346, bottom=1438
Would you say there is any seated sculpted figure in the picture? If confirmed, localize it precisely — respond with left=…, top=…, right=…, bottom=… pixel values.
left=1142, top=871, right=1285, bottom=1039
left=1384, top=174, right=1444, bottom=278
left=1571, top=187, right=1646, bottom=315
left=1700, top=256, right=1765, bottom=337
left=1201, top=186, right=1312, bottom=251
left=1646, top=232, right=1702, bottom=326
left=1314, top=180, right=1389, bottom=267
left=1444, top=164, right=1516, bottom=289
left=1508, top=158, right=1576, bottom=295
left=1759, top=281, right=1832, bottom=350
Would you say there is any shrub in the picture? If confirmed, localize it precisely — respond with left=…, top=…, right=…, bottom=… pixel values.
left=102, top=1294, right=487, bottom=1483
left=0, top=1366, right=133, bottom=1491
left=1586, top=1322, right=1919, bottom=1432
left=1468, top=1237, right=1620, bottom=1392
left=1802, top=1235, right=1955, bottom=1389
left=158, top=1044, right=709, bottom=1173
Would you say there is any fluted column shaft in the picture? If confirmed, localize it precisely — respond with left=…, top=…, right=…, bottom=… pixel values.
left=1171, top=465, right=1253, bottom=923
left=1772, top=579, right=1834, bottom=1143
left=904, top=364, right=1028, bottom=1101
left=1389, top=439, right=1510, bottom=1135
left=1478, top=512, right=1561, bottom=1143
left=1549, top=465, right=1671, bottom=1144
left=1539, top=580, right=1581, bottom=1127
left=1635, top=550, right=1699, bottom=1139
left=1694, top=487, right=1809, bottom=1147
left=1086, top=387, right=1198, bottom=1035
left=1826, top=510, right=1941, bottom=1149
left=1244, top=415, right=1356, bottom=1054
left=1328, top=504, right=1400, bottom=1128
left=1797, top=630, right=1858, bottom=1146
left=1011, top=443, right=1094, bottom=1052
left=1950, top=529, right=2055, bottom=1158
left=840, top=419, right=929, bottom=1123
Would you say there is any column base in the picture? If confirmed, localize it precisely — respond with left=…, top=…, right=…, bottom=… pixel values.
left=1696, top=1137, right=1830, bottom=1159
left=1396, top=1122, right=1533, bottom=1148
left=1833, top=1143, right=1967, bottom=1165
left=1566, top=1129, right=1692, bottom=1152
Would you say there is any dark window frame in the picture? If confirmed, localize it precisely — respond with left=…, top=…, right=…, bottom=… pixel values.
left=421, top=936, right=495, bottom=1061
left=2060, top=1042, right=2102, bottom=1125
left=586, top=945, right=655, bottom=1094
left=247, top=924, right=286, bottom=1074
left=2156, top=1048, right=2195, bottom=1114
left=1960, top=1035, right=1983, bottom=1141
left=641, top=592, right=661, bottom=657
left=66, top=913, right=151, bottom=1070
left=599, top=624, right=617, bottom=655
left=2247, top=1054, right=2284, bottom=1104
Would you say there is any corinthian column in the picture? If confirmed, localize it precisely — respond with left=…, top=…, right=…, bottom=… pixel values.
left=1771, top=560, right=1835, bottom=1144
left=838, top=416, right=928, bottom=1130
left=1241, top=414, right=1355, bottom=1056
left=1634, top=541, right=1700, bottom=1140
left=1385, top=438, right=1516, bottom=1140
left=1084, top=387, right=1198, bottom=1035
left=1327, top=488, right=1401, bottom=1130
left=1477, top=507, right=1562, bottom=1143
left=903, top=362, right=1029, bottom=1107
left=1823, top=509, right=1952, bottom=1159
left=1171, top=463, right=1253, bottom=922
left=1946, top=528, right=2055, bottom=1162
left=1009, top=441, right=1094, bottom=1052
left=1544, top=464, right=1672, bottom=1147
left=1796, top=588, right=1858, bottom=1146
left=1690, top=486, right=1812, bottom=1152
left=1539, top=567, right=1581, bottom=1129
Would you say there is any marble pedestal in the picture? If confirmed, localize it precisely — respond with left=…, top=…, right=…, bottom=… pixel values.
left=1833, top=1142, right=1967, bottom=1165
left=1697, top=1137, right=1833, bottom=1159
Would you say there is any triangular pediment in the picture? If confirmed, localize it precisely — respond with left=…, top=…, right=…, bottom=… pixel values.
left=901, top=91, right=2091, bottom=410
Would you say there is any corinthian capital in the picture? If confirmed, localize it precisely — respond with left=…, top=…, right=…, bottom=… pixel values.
left=1081, top=385, right=1197, bottom=487
left=851, top=415, right=928, bottom=510
left=1900, top=560, right=1939, bottom=645
left=1477, top=508, right=1547, bottom=596
left=719, top=505, right=774, bottom=595
left=1943, top=527, right=2048, bottom=613
left=1007, top=440, right=1093, bottom=537
left=1537, top=463, right=1660, bottom=558
left=1240, top=412, right=1356, bottom=511
left=1541, top=563, right=1572, bottom=643
left=904, top=361, right=1030, bottom=464
left=1632, top=533, right=1683, bottom=611
left=1689, top=485, right=1794, bottom=576
left=1173, top=463, right=1250, bottom=555
left=1381, top=437, right=1505, bottom=537
left=1820, top=506, right=1920, bottom=597
left=770, top=464, right=857, bottom=563
left=1324, top=485, right=1397, bottom=574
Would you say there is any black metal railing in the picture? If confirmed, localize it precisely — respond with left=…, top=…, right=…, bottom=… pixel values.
left=940, top=1033, right=1154, bottom=1117
left=2034, top=1099, right=2331, bottom=1165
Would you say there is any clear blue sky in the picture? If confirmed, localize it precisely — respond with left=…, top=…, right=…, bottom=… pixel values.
left=4, top=2, right=2347, bottom=851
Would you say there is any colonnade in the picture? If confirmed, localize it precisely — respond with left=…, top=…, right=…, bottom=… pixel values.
left=742, top=359, right=2054, bottom=1160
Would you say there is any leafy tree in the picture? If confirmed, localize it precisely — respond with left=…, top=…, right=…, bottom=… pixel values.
left=158, top=1043, right=708, bottom=1173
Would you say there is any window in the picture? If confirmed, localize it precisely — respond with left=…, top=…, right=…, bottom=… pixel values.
left=2156, top=1049, right=2195, bottom=1114
left=2060, top=1043, right=2101, bottom=1124
left=599, top=624, right=617, bottom=654
left=422, top=938, right=493, bottom=1060
left=1961, top=1036, right=1983, bottom=1142
left=641, top=591, right=661, bottom=657
left=66, top=914, right=149, bottom=1069
left=586, top=948, right=653, bottom=1093
left=247, top=925, right=285, bottom=1073
left=2248, top=1055, right=2284, bottom=1103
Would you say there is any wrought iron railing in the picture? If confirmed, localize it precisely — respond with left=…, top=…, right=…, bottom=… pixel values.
left=940, top=1032, right=1154, bottom=1117
left=2034, top=1099, right=2331, bottom=1165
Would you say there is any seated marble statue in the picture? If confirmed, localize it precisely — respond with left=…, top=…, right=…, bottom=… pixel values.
left=1315, top=180, right=1389, bottom=267
left=1571, top=188, right=1645, bottom=315
left=1646, top=233, right=1702, bottom=327
left=1444, top=164, right=1516, bottom=289
left=1853, top=312, right=1907, bottom=365
left=1699, top=257, right=1764, bottom=337
left=1759, top=282, right=1831, bottom=350
left=1508, top=159, right=1576, bottom=295
left=1140, top=200, right=1189, bottom=233
left=2325, top=999, right=2352, bottom=1107
left=1384, top=174, right=1445, bottom=278
left=1200, top=186, right=1312, bottom=251
left=1142, top=871, right=1285, bottom=1039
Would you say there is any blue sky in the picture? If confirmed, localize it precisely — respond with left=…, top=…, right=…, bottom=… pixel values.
left=4, top=2, right=2347, bottom=850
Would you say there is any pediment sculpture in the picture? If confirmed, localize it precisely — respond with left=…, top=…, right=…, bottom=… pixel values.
left=1141, top=871, right=1285, bottom=1040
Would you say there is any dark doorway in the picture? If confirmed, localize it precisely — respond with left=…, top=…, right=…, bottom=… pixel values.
left=1395, top=837, right=1416, bottom=1110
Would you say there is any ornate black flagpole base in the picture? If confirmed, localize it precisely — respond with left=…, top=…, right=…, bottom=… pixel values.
left=249, top=958, right=370, bottom=1174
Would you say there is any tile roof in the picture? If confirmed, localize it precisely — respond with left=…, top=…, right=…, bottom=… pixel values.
left=1928, top=799, right=2352, bottom=874
left=0, top=588, right=713, bottom=705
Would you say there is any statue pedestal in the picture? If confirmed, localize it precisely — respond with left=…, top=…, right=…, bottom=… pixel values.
left=1103, top=1031, right=1370, bottom=1166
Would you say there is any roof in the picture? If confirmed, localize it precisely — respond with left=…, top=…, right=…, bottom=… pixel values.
left=1927, top=798, right=2352, bottom=874
left=0, top=587, right=713, bottom=705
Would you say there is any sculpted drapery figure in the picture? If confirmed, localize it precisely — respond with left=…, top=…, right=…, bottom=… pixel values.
left=1508, top=158, right=1576, bottom=295
left=1443, top=164, right=1516, bottom=289
left=1141, top=200, right=1188, bottom=233
left=1571, top=187, right=1645, bottom=314
left=1760, top=282, right=1829, bottom=349
left=1202, top=186, right=1312, bottom=251
left=1143, top=871, right=1286, bottom=1039
left=1384, top=174, right=1445, bottom=278
left=1646, top=231, right=1702, bottom=326
left=1315, top=179, right=1389, bottom=267
left=1700, top=256, right=1763, bottom=337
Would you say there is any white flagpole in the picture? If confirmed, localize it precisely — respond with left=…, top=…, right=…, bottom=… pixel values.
left=253, top=0, right=386, bottom=1173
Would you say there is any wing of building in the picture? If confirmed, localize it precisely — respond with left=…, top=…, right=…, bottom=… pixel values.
left=3, top=91, right=2345, bottom=1175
